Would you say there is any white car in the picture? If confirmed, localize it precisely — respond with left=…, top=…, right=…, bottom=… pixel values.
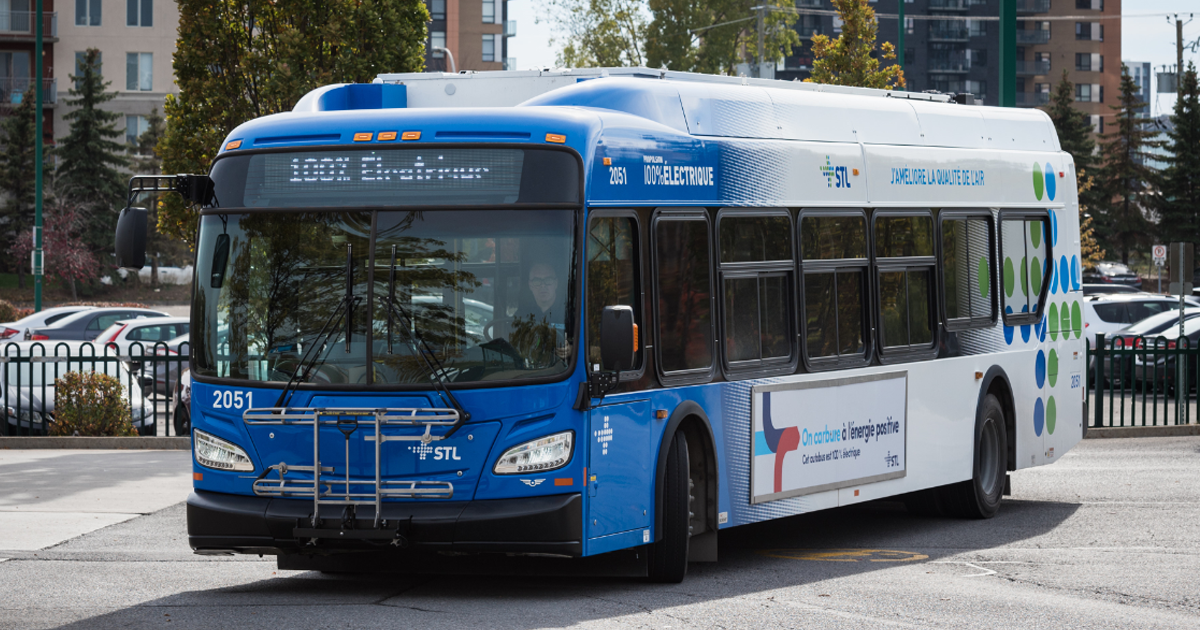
left=0, top=306, right=94, bottom=341
left=0, top=341, right=156, bottom=435
left=97, top=317, right=191, bottom=356
left=1082, top=293, right=1200, bottom=351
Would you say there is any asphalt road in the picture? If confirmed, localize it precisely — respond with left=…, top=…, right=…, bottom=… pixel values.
left=1, top=437, right=1198, bottom=629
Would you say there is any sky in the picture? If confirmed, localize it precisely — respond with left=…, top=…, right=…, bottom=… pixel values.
left=506, top=0, right=1198, bottom=117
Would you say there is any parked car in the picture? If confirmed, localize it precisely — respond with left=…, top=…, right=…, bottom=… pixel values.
left=1132, top=317, right=1200, bottom=392
left=0, top=341, right=156, bottom=435
left=4, top=387, right=49, bottom=435
left=29, top=307, right=169, bottom=342
left=1082, top=262, right=1142, bottom=289
left=172, top=369, right=191, bottom=436
left=96, top=317, right=190, bottom=355
left=1082, top=293, right=1200, bottom=351
left=1082, top=283, right=1140, bottom=296
left=134, top=333, right=190, bottom=398
left=0, top=306, right=94, bottom=341
left=1098, top=308, right=1200, bottom=383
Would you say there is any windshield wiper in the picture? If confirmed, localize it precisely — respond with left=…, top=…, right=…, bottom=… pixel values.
left=274, top=244, right=361, bottom=409
left=381, top=244, right=472, bottom=431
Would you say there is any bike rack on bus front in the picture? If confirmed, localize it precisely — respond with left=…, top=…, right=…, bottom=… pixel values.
left=243, top=406, right=459, bottom=544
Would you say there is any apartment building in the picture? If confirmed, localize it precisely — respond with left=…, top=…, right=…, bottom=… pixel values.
left=777, top=0, right=1121, bottom=127
left=425, top=0, right=514, bottom=73
left=52, top=0, right=178, bottom=146
left=0, top=0, right=56, bottom=142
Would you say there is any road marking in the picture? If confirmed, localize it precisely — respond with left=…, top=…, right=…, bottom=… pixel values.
left=931, top=560, right=997, bottom=577
left=779, top=600, right=922, bottom=627
left=759, top=548, right=929, bottom=562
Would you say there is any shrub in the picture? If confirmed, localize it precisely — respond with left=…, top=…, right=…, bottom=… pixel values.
left=0, top=299, right=19, bottom=323
left=49, top=370, right=137, bottom=437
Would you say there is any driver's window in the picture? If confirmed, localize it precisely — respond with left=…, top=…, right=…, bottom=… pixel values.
left=586, top=215, right=641, bottom=371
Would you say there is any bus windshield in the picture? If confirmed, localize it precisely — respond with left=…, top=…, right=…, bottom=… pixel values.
left=192, top=209, right=577, bottom=387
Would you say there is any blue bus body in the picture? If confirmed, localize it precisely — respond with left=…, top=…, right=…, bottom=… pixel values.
left=185, top=72, right=1083, bottom=573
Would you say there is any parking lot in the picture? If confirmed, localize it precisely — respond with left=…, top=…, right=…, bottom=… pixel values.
left=1, top=436, right=1198, bottom=629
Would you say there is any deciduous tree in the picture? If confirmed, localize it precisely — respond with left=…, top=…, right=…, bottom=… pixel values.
left=12, top=200, right=98, bottom=301
left=159, top=0, right=431, bottom=242
left=806, top=0, right=904, bottom=90
left=545, top=0, right=648, bottom=67
left=644, top=0, right=798, bottom=75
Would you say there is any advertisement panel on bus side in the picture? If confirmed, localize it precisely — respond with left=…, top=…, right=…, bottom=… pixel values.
left=751, top=372, right=908, bottom=504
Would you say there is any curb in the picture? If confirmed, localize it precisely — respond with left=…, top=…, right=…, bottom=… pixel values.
left=0, top=437, right=191, bottom=450
left=1085, top=425, right=1200, bottom=439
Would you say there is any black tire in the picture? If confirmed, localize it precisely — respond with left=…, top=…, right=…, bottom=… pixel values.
left=940, top=393, right=1008, bottom=519
left=174, top=405, right=191, bottom=437
left=647, top=431, right=691, bottom=583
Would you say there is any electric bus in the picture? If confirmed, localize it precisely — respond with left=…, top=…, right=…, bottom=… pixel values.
left=115, top=67, right=1086, bottom=582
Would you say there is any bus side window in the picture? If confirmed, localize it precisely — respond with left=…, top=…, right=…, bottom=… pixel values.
left=586, top=214, right=641, bottom=371
left=999, top=212, right=1051, bottom=325
left=941, top=213, right=996, bottom=330
left=799, top=211, right=870, bottom=369
left=654, top=216, right=713, bottom=377
left=875, top=212, right=938, bottom=355
left=717, top=210, right=795, bottom=373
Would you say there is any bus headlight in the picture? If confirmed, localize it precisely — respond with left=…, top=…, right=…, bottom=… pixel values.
left=493, top=431, right=573, bottom=475
left=194, top=429, right=254, bottom=472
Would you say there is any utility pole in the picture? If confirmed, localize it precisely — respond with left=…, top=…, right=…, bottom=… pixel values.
left=999, top=0, right=1016, bottom=107
left=1178, top=16, right=1185, bottom=96
left=756, top=5, right=765, bottom=79
left=33, top=0, right=43, bottom=312
left=897, top=0, right=905, bottom=88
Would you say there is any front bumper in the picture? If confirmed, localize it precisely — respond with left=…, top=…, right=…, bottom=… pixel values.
left=187, top=489, right=582, bottom=556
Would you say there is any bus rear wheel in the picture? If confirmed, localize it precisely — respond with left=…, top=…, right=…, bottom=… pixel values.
left=942, top=393, right=1007, bottom=519
left=647, top=430, right=691, bottom=583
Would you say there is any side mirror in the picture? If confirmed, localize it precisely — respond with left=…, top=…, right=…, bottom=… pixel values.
left=115, top=206, right=148, bottom=270
left=600, top=305, right=638, bottom=372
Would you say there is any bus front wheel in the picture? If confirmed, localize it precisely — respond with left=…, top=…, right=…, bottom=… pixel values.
left=647, top=430, right=692, bottom=583
left=943, top=393, right=1008, bottom=519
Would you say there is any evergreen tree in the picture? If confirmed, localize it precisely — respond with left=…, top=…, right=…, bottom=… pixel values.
left=805, top=0, right=904, bottom=90
left=1044, top=70, right=1096, bottom=175
left=0, top=87, right=50, bottom=289
left=56, top=48, right=130, bottom=256
left=131, top=107, right=165, bottom=175
left=1157, top=63, right=1200, bottom=247
left=1093, top=65, right=1163, bottom=264
left=159, top=0, right=431, bottom=243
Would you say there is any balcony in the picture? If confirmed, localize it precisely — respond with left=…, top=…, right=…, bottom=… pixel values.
left=1016, top=29, right=1051, bottom=45
left=929, top=0, right=968, bottom=10
left=1016, top=0, right=1051, bottom=13
left=505, top=19, right=516, bottom=37
left=796, top=0, right=823, bottom=6
left=797, top=26, right=823, bottom=38
left=929, top=59, right=970, bottom=73
left=1016, top=91, right=1050, bottom=108
left=1016, top=59, right=1051, bottom=76
left=0, top=11, right=57, bottom=40
left=929, top=25, right=970, bottom=42
left=0, top=78, right=56, bottom=108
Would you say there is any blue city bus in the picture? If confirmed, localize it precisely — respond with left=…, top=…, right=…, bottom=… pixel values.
left=116, top=68, right=1085, bottom=582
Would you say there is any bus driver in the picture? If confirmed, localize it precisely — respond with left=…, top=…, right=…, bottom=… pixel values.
left=510, top=262, right=571, bottom=365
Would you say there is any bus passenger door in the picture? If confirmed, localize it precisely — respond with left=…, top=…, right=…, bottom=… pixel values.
left=587, top=399, right=652, bottom=539
left=584, top=212, right=652, bottom=543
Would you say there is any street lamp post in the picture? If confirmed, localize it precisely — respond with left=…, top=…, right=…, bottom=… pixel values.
left=33, top=0, right=44, bottom=312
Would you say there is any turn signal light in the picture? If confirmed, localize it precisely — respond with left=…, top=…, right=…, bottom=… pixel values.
left=378, top=131, right=398, bottom=141
left=632, top=323, right=639, bottom=353
left=402, top=131, right=422, bottom=140
left=353, top=132, right=374, bottom=142
left=545, top=133, right=567, bottom=143
left=225, top=140, right=242, bottom=151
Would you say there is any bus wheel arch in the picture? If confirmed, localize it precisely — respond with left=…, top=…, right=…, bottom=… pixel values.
left=654, top=402, right=718, bottom=554
left=978, top=366, right=1017, bottom=472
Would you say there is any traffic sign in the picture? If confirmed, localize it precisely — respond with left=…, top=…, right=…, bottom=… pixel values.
left=1153, top=244, right=1167, bottom=267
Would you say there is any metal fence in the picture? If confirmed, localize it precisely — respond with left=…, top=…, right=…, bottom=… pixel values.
left=1089, top=333, right=1199, bottom=428
left=1, top=341, right=189, bottom=437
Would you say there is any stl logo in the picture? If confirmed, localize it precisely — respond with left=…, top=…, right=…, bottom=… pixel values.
left=820, top=156, right=852, bottom=189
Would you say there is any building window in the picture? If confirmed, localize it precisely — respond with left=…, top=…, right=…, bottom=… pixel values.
left=1076, top=0, right=1102, bottom=9
left=905, top=17, right=914, bottom=35
left=72, top=50, right=99, bottom=88
left=430, top=31, right=445, bottom=57
left=967, top=19, right=987, bottom=37
left=75, top=0, right=101, bottom=26
left=482, top=34, right=495, bottom=62
left=1075, top=83, right=1091, bottom=102
left=968, top=49, right=987, bottom=68
left=126, top=114, right=148, bottom=145
left=126, top=52, right=152, bottom=91
left=429, top=0, right=445, bottom=21
left=1, top=51, right=30, bottom=104
left=482, top=0, right=495, bottom=24
left=1075, top=53, right=1089, bottom=71
left=126, top=0, right=152, bottom=27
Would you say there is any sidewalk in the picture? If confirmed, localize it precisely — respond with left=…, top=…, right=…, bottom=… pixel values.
left=0, top=449, right=192, bottom=552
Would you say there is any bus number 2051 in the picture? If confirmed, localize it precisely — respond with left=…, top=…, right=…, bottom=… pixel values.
left=212, top=390, right=254, bottom=410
